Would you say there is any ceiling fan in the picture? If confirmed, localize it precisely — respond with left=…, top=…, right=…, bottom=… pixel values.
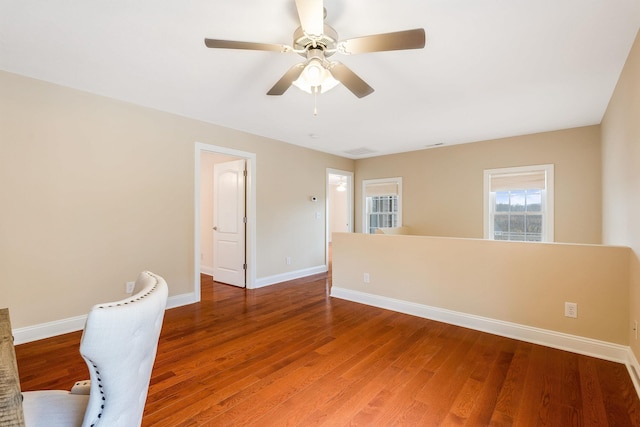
left=204, top=0, right=426, bottom=98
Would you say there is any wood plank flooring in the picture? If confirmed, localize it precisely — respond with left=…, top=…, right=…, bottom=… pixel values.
left=15, top=273, right=640, bottom=426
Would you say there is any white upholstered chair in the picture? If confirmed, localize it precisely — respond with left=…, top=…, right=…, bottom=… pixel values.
left=22, top=271, right=169, bottom=427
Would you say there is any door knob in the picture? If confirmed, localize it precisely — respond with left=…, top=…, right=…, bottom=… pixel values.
left=213, top=227, right=218, bottom=230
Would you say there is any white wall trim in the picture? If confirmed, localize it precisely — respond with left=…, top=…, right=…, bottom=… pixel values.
left=200, top=265, right=214, bottom=277
left=254, top=265, right=328, bottom=289
left=13, top=315, right=88, bottom=345
left=166, top=293, right=199, bottom=310
left=331, top=286, right=632, bottom=365
left=13, top=293, right=198, bottom=345
left=626, top=348, right=640, bottom=398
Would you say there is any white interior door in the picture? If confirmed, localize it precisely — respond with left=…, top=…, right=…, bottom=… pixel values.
left=213, top=159, right=246, bottom=287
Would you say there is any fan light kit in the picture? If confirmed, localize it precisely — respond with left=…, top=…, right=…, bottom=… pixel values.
left=204, top=0, right=426, bottom=108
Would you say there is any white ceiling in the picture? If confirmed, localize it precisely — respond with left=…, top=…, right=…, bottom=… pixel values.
left=1, top=1, right=639, bottom=158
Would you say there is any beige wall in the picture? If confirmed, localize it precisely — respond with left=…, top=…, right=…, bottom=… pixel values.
left=601, top=30, right=640, bottom=359
left=332, top=233, right=630, bottom=344
left=0, top=70, right=354, bottom=328
left=355, top=126, right=602, bottom=244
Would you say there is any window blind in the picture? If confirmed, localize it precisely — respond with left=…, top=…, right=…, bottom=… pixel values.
left=364, top=182, right=399, bottom=197
left=490, top=171, right=546, bottom=192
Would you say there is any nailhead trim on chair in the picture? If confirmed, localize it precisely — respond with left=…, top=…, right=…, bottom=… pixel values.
left=87, top=274, right=159, bottom=425
left=86, top=362, right=105, bottom=427
left=96, top=282, right=159, bottom=309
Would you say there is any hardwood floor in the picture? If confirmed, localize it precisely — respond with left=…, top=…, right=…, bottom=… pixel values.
left=16, top=272, right=640, bottom=426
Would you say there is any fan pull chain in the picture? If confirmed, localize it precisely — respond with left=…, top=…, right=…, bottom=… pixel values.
left=313, top=86, right=319, bottom=116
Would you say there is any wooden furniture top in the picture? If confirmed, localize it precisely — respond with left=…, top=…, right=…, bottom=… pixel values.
left=0, top=308, right=25, bottom=427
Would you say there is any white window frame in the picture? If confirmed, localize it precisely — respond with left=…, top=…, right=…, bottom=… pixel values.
left=362, top=177, right=402, bottom=234
left=483, top=164, right=554, bottom=242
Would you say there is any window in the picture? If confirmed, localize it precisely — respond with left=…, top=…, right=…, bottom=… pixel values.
left=484, top=165, right=554, bottom=242
left=362, top=177, right=402, bottom=234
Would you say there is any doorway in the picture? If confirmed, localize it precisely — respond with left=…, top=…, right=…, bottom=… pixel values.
left=326, top=169, right=354, bottom=269
left=194, top=143, right=256, bottom=300
left=212, top=158, right=246, bottom=287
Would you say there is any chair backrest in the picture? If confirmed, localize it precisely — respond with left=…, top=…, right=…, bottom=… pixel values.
left=79, top=271, right=168, bottom=427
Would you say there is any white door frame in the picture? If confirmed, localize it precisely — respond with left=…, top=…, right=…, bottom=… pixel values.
left=194, top=142, right=256, bottom=300
left=325, top=168, right=354, bottom=268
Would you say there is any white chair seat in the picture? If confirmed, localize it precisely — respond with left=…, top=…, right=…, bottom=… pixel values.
left=23, top=391, right=88, bottom=427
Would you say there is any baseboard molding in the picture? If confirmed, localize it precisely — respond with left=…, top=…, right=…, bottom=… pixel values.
left=253, top=265, right=327, bottom=289
left=200, top=265, right=214, bottom=276
left=330, top=286, right=631, bottom=365
left=13, top=315, right=88, bottom=345
left=166, top=292, right=199, bottom=310
left=626, top=348, right=640, bottom=398
left=13, top=292, right=198, bottom=345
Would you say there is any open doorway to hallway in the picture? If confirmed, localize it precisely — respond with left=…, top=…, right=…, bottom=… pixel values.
left=326, top=169, right=354, bottom=270
left=194, top=142, right=256, bottom=300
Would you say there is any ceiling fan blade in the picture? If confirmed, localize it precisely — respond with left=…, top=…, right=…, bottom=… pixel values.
left=295, top=0, right=324, bottom=36
left=267, top=63, right=306, bottom=95
left=339, top=28, right=426, bottom=54
left=204, top=38, right=290, bottom=53
left=329, top=62, right=374, bottom=98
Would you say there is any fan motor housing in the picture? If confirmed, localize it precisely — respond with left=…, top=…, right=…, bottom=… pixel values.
left=293, top=24, right=338, bottom=57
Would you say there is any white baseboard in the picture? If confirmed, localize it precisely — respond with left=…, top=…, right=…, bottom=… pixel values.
left=626, top=348, right=640, bottom=398
left=13, top=315, right=88, bottom=345
left=253, top=265, right=327, bottom=289
left=330, top=286, right=632, bottom=365
left=13, top=292, right=198, bottom=345
left=200, top=265, right=214, bottom=276
left=166, top=292, right=199, bottom=310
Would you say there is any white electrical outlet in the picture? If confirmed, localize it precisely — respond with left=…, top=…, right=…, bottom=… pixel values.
left=363, top=273, right=370, bottom=283
left=565, top=302, right=578, bottom=318
left=286, top=256, right=292, bottom=265
left=126, top=281, right=135, bottom=294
